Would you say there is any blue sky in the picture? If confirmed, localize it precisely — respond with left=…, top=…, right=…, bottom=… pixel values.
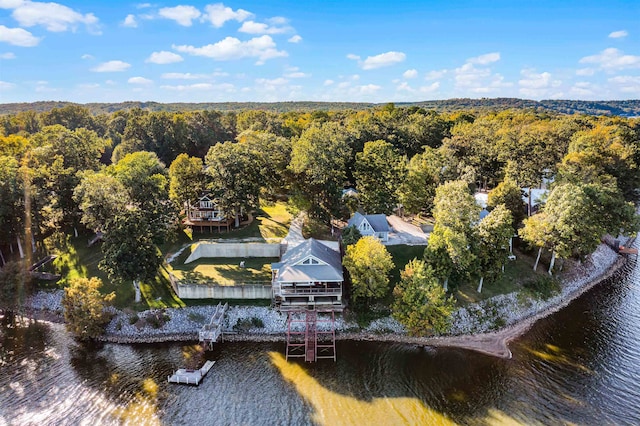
left=0, top=0, right=639, bottom=103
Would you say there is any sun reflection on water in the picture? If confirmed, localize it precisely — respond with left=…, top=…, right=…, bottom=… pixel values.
left=269, top=351, right=456, bottom=426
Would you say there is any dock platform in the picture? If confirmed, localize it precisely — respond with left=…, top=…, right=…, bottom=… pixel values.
left=167, top=360, right=215, bottom=385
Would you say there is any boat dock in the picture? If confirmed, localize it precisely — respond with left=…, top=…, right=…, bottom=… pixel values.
left=199, top=302, right=228, bottom=350
left=167, top=360, right=215, bottom=385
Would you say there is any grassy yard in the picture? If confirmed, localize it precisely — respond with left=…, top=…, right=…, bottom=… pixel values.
left=453, top=255, right=548, bottom=305
left=169, top=257, right=277, bottom=285
left=385, top=244, right=427, bottom=284
left=160, top=201, right=292, bottom=259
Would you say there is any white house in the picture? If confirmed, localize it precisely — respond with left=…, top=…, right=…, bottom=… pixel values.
left=186, top=194, right=225, bottom=222
left=346, top=212, right=390, bottom=242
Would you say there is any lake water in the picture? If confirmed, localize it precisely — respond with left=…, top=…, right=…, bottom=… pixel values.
left=1, top=246, right=639, bottom=425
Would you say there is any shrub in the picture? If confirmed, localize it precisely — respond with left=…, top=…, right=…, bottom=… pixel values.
left=187, top=312, right=206, bottom=323
left=233, top=316, right=264, bottom=331
left=129, top=314, right=139, bottom=325
left=523, top=276, right=560, bottom=300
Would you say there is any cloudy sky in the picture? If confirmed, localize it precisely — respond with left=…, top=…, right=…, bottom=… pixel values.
left=0, top=0, right=639, bottom=103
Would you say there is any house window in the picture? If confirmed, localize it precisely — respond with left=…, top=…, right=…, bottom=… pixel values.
left=302, top=258, right=319, bottom=265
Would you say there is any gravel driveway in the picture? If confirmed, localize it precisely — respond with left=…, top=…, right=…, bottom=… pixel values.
left=385, top=215, right=428, bottom=246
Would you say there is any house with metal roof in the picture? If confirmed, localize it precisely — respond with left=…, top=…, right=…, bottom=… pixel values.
left=346, top=212, right=390, bottom=242
left=271, top=238, right=343, bottom=310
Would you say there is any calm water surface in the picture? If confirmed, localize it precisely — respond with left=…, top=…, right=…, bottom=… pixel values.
left=1, top=247, right=639, bottom=425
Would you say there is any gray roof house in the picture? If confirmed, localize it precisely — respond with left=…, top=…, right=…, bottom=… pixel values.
left=271, top=238, right=343, bottom=310
left=347, top=212, right=390, bottom=242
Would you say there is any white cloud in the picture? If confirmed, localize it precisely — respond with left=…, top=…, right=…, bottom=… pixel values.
left=202, top=3, right=252, bottom=28
left=425, top=69, right=447, bottom=80
left=579, top=48, right=640, bottom=71
left=608, top=30, right=628, bottom=39
left=128, top=76, right=153, bottom=85
left=0, top=25, right=40, bottom=46
left=91, top=60, right=131, bottom=72
left=403, top=69, right=418, bottom=79
left=570, top=81, right=596, bottom=97
left=576, top=68, right=595, bottom=76
left=518, top=68, right=561, bottom=98
left=173, top=35, right=287, bottom=64
left=608, top=75, right=640, bottom=93
left=396, top=80, right=440, bottom=94
left=420, top=81, right=440, bottom=93
left=360, top=51, right=406, bottom=70
left=288, top=35, right=302, bottom=43
left=468, top=52, right=500, bottom=65
left=454, top=54, right=511, bottom=94
left=323, top=79, right=334, bottom=86
left=161, top=72, right=209, bottom=80
left=239, top=20, right=290, bottom=35
left=81, top=53, right=93, bottom=60
left=256, top=77, right=288, bottom=86
left=0, top=80, right=15, bottom=90
left=160, top=82, right=235, bottom=92
left=284, top=71, right=309, bottom=78
left=0, top=1, right=24, bottom=8
left=10, top=1, right=99, bottom=33
left=77, top=83, right=99, bottom=89
left=135, top=3, right=152, bottom=9
left=122, top=14, right=137, bottom=28
left=158, top=5, right=201, bottom=26
left=146, top=50, right=183, bottom=64
left=351, top=84, right=381, bottom=95
left=346, top=53, right=360, bottom=61
left=0, top=52, right=16, bottom=59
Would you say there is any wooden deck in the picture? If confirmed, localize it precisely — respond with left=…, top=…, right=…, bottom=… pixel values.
left=167, top=360, right=216, bottom=386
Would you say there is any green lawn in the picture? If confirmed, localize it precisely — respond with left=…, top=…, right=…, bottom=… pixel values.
left=169, top=257, right=277, bottom=285
left=454, top=256, right=547, bottom=305
left=46, top=202, right=290, bottom=310
left=385, top=244, right=427, bottom=285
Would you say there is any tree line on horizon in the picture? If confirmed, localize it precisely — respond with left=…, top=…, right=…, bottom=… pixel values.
left=1, top=98, right=639, bottom=116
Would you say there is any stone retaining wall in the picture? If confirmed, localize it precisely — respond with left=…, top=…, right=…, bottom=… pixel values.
left=184, top=242, right=281, bottom=263
left=176, top=282, right=272, bottom=299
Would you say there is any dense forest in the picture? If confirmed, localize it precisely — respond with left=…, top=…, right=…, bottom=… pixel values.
left=1, top=98, right=639, bottom=116
left=0, top=103, right=639, bottom=323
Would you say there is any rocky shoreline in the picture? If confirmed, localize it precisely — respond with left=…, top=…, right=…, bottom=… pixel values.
left=23, top=241, right=632, bottom=358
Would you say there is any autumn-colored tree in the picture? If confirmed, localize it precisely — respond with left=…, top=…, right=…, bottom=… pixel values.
left=62, top=277, right=115, bottom=340
left=343, top=236, right=394, bottom=306
left=392, top=259, right=455, bottom=336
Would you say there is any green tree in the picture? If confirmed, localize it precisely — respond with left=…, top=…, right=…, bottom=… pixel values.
left=99, top=209, right=163, bottom=303
left=392, top=259, right=455, bottom=336
left=289, top=122, right=351, bottom=220
left=0, top=156, right=24, bottom=248
left=168, top=154, right=206, bottom=209
left=354, top=140, right=404, bottom=215
left=487, top=178, right=525, bottom=228
left=74, top=171, right=129, bottom=232
left=343, top=236, right=394, bottom=306
left=397, top=147, right=442, bottom=215
left=0, top=260, right=31, bottom=315
left=341, top=225, right=362, bottom=247
left=425, top=180, right=480, bottom=289
left=475, top=204, right=513, bottom=292
left=62, top=277, right=115, bottom=340
left=205, top=141, right=261, bottom=227
left=108, top=151, right=177, bottom=244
